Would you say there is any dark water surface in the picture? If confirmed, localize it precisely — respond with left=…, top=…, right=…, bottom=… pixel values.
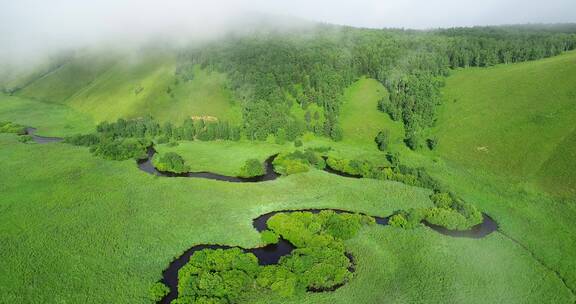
left=25, top=127, right=64, bottom=144
left=424, top=213, right=498, bottom=238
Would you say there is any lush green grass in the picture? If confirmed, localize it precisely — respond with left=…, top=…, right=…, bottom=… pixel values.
left=434, top=50, right=576, bottom=197
left=0, top=94, right=94, bottom=136
left=16, top=51, right=241, bottom=124
left=2, top=50, right=576, bottom=304
left=339, top=77, right=404, bottom=149
left=155, top=140, right=288, bottom=176
left=247, top=226, right=573, bottom=304
left=383, top=51, right=576, bottom=296
left=0, top=134, right=441, bottom=303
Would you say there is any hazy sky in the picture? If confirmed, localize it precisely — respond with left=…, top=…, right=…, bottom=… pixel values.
left=1, top=0, right=575, bottom=62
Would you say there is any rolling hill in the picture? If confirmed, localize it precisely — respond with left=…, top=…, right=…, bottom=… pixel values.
left=434, top=50, right=576, bottom=198
left=11, top=50, right=242, bottom=125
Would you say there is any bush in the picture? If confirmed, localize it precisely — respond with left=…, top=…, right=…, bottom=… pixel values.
left=256, top=265, right=297, bottom=297
left=172, top=211, right=375, bottom=303
left=90, top=138, right=149, bottom=161
left=294, top=139, right=303, bottom=147
left=152, top=152, right=190, bottom=174
left=177, top=248, right=260, bottom=303
left=425, top=207, right=474, bottom=230
left=149, top=282, right=169, bottom=302
left=239, top=159, right=265, bottom=178
left=427, top=137, right=438, bottom=150
left=18, top=135, right=32, bottom=143
left=272, top=149, right=325, bottom=175
left=0, top=121, right=27, bottom=135
left=261, top=230, right=279, bottom=245
left=389, top=214, right=409, bottom=228
left=65, top=134, right=100, bottom=146
left=430, top=192, right=453, bottom=209
left=375, top=130, right=390, bottom=151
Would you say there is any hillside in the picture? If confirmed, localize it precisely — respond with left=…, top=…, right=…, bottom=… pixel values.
left=434, top=50, right=576, bottom=198
left=13, top=51, right=242, bottom=124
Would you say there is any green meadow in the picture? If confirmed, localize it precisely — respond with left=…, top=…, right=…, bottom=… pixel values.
left=434, top=50, right=576, bottom=198
left=1, top=37, right=576, bottom=304
left=0, top=132, right=573, bottom=303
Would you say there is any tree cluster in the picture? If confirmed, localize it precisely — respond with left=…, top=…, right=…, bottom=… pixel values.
left=65, top=116, right=242, bottom=161
left=272, top=149, right=326, bottom=175
left=177, top=24, right=576, bottom=148
left=238, top=158, right=266, bottom=178
left=152, top=152, right=190, bottom=174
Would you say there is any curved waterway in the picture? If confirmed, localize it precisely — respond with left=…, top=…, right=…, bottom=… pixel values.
left=25, top=127, right=64, bottom=144
left=138, top=147, right=280, bottom=182
left=15, top=128, right=500, bottom=302
left=158, top=208, right=497, bottom=304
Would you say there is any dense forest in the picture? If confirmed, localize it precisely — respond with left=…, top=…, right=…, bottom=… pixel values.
left=176, top=24, right=576, bottom=148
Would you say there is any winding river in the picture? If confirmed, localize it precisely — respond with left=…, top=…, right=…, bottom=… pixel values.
left=18, top=128, right=499, bottom=303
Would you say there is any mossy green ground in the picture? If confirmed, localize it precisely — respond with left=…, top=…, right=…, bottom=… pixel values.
left=1, top=55, right=576, bottom=303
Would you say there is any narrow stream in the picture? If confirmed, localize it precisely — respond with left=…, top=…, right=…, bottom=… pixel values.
left=25, top=127, right=64, bottom=144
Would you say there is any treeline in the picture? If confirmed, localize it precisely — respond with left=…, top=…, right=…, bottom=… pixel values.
left=272, top=148, right=328, bottom=175
left=178, top=24, right=576, bottom=149
left=65, top=116, right=242, bottom=160
left=96, top=116, right=241, bottom=142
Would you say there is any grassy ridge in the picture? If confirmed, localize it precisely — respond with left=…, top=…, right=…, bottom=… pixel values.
left=434, top=50, right=576, bottom=197
left=16, top=52, right=241, bottom=124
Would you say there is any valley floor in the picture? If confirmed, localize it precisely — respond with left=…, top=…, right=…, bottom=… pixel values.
left=1, top=52, right=576, bottom=303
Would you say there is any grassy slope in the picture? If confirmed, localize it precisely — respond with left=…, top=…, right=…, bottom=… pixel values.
left=16, top=52, right=241, bottom=124
left=0, top=135, right=572, bottom=303
left=339, top=77, right=404, bottom=149
left=0, top=94, right=94, bottom=136
left=393, top=51, right=576, bottom=295
left=434, top=50, right=576, bottom=197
